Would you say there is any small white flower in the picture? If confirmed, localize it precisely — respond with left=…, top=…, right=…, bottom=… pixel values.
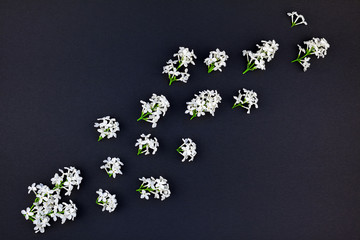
left=162, top=47, right=197, bottom=85
left=292, top=37, right=330, bottom=71
left=232, top=88, right=259, bottom=114
left=204, top=48, right=229, bottom=73
left=94, top=116, right=120, bottom=141
left=140, top=190, right=150, bottom=200
left=100, top=157, right=124, bottom=178
left=137, top=94, right=170, bottom=128
left=96, top=189, right=118, bottom=213
left=28, top=183, right=37, bottom=194
left=137, top=176, right=171, bottom=201
left=135, top=134, right=159, bottom=155
left=50, top=173, right=63, bottom=187
left=287, top=11, right=308, bottom=27
left=242, top=40, right=279, bottom=74
left=185, top=90, right=222, bottom=119
left=177, top=138, right=197, bottom=162
left=21, top=207, right=34, bottom=220
left=62, top=200, right=77, bottom=223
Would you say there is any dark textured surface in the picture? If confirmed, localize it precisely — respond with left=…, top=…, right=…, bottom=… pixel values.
left=1, top=0, right=360, bottom=239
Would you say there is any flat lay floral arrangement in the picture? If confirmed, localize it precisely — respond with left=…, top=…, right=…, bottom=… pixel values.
left=21, top=11, right=331, bottom=233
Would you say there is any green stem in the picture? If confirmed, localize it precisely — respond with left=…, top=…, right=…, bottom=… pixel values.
left=137, top=145, right=147, bottom=155
left=98, top=128, right=110, bottom=141
left=208, top=64, right=215, bottom=73
left=232, top=100, right=248, bottom=109
left=137, top=104, right=158, bottom=121
left=176, top=147, right=183, bottom=153
left=291, top=48, right=313, bottom=63
left=136, top=187, right=154, bottom=192
left=168, top=61, right=183, bottom=85
left=242, top=61, right=256, bottom=74
left=190, top=110, right=197, bottom=120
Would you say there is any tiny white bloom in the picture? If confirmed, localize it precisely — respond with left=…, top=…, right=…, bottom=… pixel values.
left=204, top=48, right=229, bottom=73
left=140, top=190, right=150, bottom=200
left=185, top=90, right=222, bottom=119
left=21, top=207, right=34, bottom=220
left=177, top=138, right=197, bottom=162
left=287, top=11, right=308, bottom=27
left=94, top=116, right=120, bottom=141
left=100, top=157, right=124, bottom=178
left=137, top=94, right=170, bottom=128
left=135, top=134, right=159, bottom=155
left=232, top=88, right=259, bottom=114
left=162, top=47, right=197, bottom=85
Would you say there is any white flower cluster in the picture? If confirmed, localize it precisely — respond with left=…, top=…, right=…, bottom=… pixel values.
left=100, top=157, right=124, bottom=178
left=162, top=47, right=197, bottom=85
left=232, top=88, right=259, bottom=114
left=242, top=40, right=279, bottom=74
left=137, top=93, right=170, bottom=128
left=137, top=176, right=171, bottom=201
left=177, top=138, right=197, bottom=162
left=204, top=48, right=229, bottom=73
left=21, top=167, right=82, bottom=233
left=135, top=133, right=159, bottom=155
left=185, top=90, right=222, bottom=120
left=94, top=116, right=120, bottom=141
left=287, top=11, right=307, bottom=27
left=292, top=37, right=330, bottom=71
left=96, top=189, right=118, bottom=213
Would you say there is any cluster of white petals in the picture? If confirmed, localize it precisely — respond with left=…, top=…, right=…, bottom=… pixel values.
left=137, top=93, right=170, bottom=128
left=94, top=116, right=120, bottom=141
left=204, top=48, right=229, bottom=73
left=185, top=90, right=222, bottom=119
left=162, top=47, right=197, bottom=85
left=287, top=11, right=307, bottom=27
left=293, top=37, right=330, bottom=71
left=22, top=167, right=82, bottom=233
left=137, top=176, right=171, bottom=201
left=233, top=88, right=259, bottom=114
left=100, top=157, right=124, bottom=178
left=177, top=138, right=197, bottom=162
left=135, top=134, right=159, bottom=155
left=96, top=189, right=118, bottom=213
left=51, top=166, right=83, bottom=196
left=242, top=40, right=279, bottom=74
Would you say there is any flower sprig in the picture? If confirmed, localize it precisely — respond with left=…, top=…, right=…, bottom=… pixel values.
left=94, top=116, right=120, bottom=141
left=232, top=88, right=259, bottom=114
left=21, top=167, right=82, bottom=233
left=135, top=134, right=159, bottom=155
left=291, top=37, right=330, bottom=72
left=287, top=11, right=307, bottom=28
left=137, top=94, right=170, bottom=128
left=204, top=49, right=229, bottom=73
left=136, top=176, right=171, bottom=201
left=177, top=138, right=197, bottom=162
left=162, top=47, right=197, bottom=85
left=100, top=157, right=124, bottom=178
left=242, top=40, right=279, bottom=74
left=96, top=189, right=118, bottom=213
left=185, top=90, right=222, bottom=120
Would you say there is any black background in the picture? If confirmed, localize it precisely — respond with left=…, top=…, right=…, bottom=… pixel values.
left=1, top=0, right=360, bottom=239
